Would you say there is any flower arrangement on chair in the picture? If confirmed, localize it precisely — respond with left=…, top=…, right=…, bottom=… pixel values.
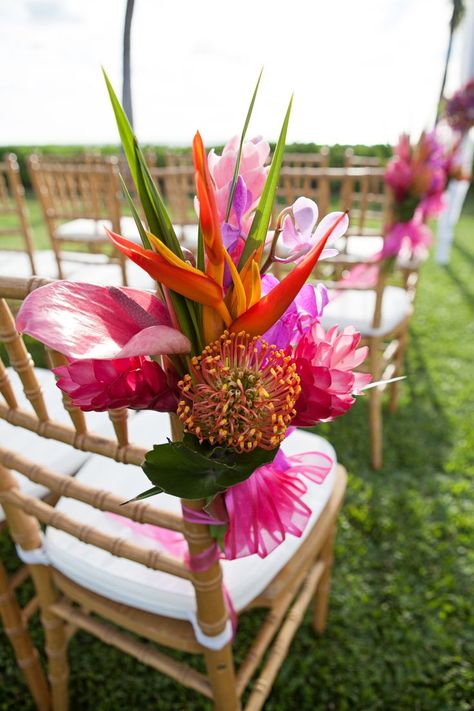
left=16, top=73, right=374, bottom=560
left=381, top=131, right=467, bottom=263
left=444, top=78, right=474, bottom=136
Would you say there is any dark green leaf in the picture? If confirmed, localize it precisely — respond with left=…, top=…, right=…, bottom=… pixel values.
left=122, top=485, right=163, bottom=504
left=141, top=435, right=277, bottom=499
left=238, top=96, right=293, bottom=269
left=119, top=175, right=151, bottom=249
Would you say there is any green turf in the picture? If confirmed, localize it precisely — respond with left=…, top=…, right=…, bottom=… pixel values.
left=0, top=203, right=473, bottom=710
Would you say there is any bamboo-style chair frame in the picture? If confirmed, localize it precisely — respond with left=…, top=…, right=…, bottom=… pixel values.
left=27, top=155, right=129, bottom=285
left=0, top=154, right=36, bottom=274
left=150, top=166, right=196, bottom=236
left=274, top=167, right=388, bottom=240
left=0, top=275, right=347, bottom=711
left=313, top=233, right=418, bottom=469
left=281, top=148, right=330, bottom=169
left=343, top=148, right=384, bottom=168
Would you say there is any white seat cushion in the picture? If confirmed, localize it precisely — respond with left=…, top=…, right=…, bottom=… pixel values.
left=0, top=368, right=115, bottom=523
left=321, top=285, right=412, bottom=337
left=173, top=224, right=199, bottom=252
left=342, top=235, right=383, bottom=259
left=56, top=216, right=141, bottom=244
left=45, top=411, right=337, bottom=619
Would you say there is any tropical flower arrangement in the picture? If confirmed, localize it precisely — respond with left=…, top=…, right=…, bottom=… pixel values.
left=444, top=78, right=474, bottom=135
left=16, top=74, right=372, bottom=560
left=381, top=131, right=452, bottom=261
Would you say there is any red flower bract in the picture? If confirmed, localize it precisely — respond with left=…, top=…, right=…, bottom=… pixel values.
left=53, top=357, right=178, bottom=412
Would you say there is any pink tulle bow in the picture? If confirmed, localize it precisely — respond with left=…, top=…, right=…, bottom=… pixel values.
left=223, top=449, right=333, bottom=559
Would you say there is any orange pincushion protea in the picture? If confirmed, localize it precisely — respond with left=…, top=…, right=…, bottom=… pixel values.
left=177, top=331, right=301, bottom=452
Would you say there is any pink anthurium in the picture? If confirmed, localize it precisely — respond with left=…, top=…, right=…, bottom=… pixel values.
left=16, top=281, right=191, bottom=360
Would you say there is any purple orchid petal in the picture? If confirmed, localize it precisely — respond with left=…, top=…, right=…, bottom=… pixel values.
left=16, top=281, right=190, bottom=360
left=231, top=175, right=252, bottom=226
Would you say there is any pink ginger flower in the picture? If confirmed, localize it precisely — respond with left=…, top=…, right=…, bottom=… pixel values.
left=53, top=357, right=178, bottom=412
left=292, top=323, right=372, bottom=426
left=16, top=282, right=189, bottom=412
left=208, top=135, right=270, bottom=235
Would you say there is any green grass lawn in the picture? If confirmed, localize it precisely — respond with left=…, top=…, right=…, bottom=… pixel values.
left=0, top=200, right=473, bottom=710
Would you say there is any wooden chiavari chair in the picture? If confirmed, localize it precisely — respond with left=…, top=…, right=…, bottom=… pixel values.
left=150, top=166, right=198, bottom=250
left=0, top=275, right=348, bottom=711
left=28, top=156, right=143, bottom=285
left=281, top=148, right=330, bottom=169
left=0, top=276, right=119, bottom=709
left=343, top=148, right=384, bottom=168
left=314, top=232, right=414, bottom=469
left=0, top=154, right=36, bottom=275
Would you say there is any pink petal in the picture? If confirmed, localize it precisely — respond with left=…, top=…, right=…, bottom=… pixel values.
left=16, top=281, right=190, bottom=360
left=313, top=211, right=349, bottom=246
left=116, top=324, right=191, bottom=357
left=292, top=196, right=318, bottom=235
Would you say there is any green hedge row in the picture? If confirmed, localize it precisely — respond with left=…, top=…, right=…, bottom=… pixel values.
left=0, top=143, right=393, bottom=191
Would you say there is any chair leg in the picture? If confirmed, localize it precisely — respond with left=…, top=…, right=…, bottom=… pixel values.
left=203, top=643, right=241, bottom=711
left=119, top=253, right=128, bottom=286
left=30, top=566, right=69, bottom=711
left=388, top=329, right=408, bottom=413
left=0, top=560, right=51, bottom=711
left=369, top=339, right=383, bottom=470
left=313, top=524, right=336, bottom=634
left=52, top=240, right=64, bottom=280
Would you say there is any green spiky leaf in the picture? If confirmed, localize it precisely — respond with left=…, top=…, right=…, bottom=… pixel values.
left=238, top=96, right=293, bottom=269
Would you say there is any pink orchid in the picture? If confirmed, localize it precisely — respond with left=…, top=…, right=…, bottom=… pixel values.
left=223, top=446, right=332, bottom=559
left=53, top=357, right=178, bottom=412
left=278, top=198, right=340, bottom=263
left=293, top=323, right=372, bottom=426
left=208, top=135, right=270, bottom=234
left=16, top=282, right=190, bottom=360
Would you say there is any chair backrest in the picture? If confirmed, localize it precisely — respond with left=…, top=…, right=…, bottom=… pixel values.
left=344, top=148, right=385, bottom=168
left=0, top=275, right=227, bottom=639
left=338, top=167, right=388, bottom=237
left=150, top=166, right=196, bottom=226
left=28, top=155, right=122, bottom=232
left=276, top=167, right=331, bottom=218
left=281, top=148, right=330, bottom=169
left=165, top=152, right=193, bottom=168
left=0, top=154, right=36, bottom=273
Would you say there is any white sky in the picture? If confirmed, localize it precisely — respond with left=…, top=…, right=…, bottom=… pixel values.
left=0, top=0, right=468, bottom=146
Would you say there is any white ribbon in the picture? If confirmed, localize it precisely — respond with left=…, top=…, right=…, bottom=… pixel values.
left=15, top=532, right=50, bottom=566
left=186, top=612, right=233, bottom=651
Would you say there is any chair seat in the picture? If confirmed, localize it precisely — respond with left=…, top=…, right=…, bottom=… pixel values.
left=66, top=261, right=155, bottom=289
left=343, top=235, right=384, bottom=259
left=321, top=285, right=412, bottom=337
left=45, top=411, right=337, bottom=619
left=0, top=368, right=115, bottom=523
left=173, top=224, right=199, bottom=252
left=56, top=216, right=141, bottom=244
